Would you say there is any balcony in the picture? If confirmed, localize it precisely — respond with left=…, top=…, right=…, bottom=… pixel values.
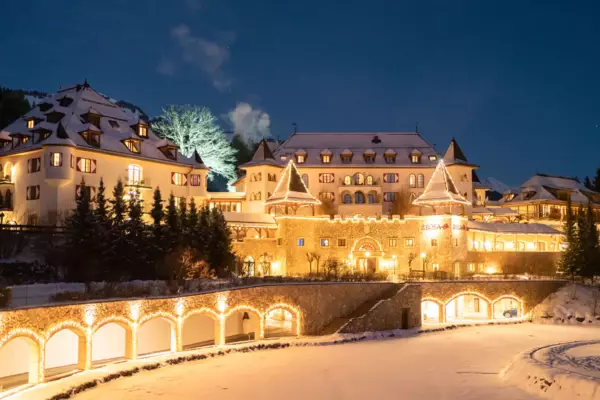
left=124, top=177, right=153, bottom=191
left=338, top=177, right=382, bottom=187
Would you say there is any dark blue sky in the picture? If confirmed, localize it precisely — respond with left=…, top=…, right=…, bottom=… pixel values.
left=2, top=0, right=599, bottom=186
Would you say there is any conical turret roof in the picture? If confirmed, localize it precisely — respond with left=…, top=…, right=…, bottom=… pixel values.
left=443, top=138, right=468, bottom=163
left=413, top=159, right=470, bottom=206
left=265, top=160, right=320, bottom=206
left=241, top=139, right=280, bottom=168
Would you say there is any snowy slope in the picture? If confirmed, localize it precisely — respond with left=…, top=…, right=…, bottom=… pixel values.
left=531, top=284, right=600, bottom=324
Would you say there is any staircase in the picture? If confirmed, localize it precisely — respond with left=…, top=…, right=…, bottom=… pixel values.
left=319, top=284, right=402, bottom=335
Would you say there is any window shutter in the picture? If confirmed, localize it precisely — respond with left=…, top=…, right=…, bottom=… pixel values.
left=76, top=157, right=82, bottom=172
left=383, top=174, right=388, bottom=183
left=91, top=159, right=97, bottom=173
left=27, top=159, right=31, bottom=173
left=182, top=174, right=188, bottom=185
left=171, top=172, right=176, bottom=185
left=331, top=193, right=335, bottom=202
left=59, top=154, right=63, bottom=167
left=35, top=186, right=40, bottom=199
left=26, top=187, right=30, bottom=200
left=395, top=173, right=399, bottom=183
left=70, top=155, right=75, bottom=169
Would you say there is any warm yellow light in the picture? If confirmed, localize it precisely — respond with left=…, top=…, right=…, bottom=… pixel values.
left=526, top=242, right=535, bottom=250
left=392, top=254, right=397, bottom=259
left=217, top=295, right=228, bottom=313
left=365, top=251, right=371, bottom=257
left=505, top=241, right=515, bottom=249
left=271, top=261, right=281, bottom=274
left=176, top=299, right=185, bottom=317
left=130, top=302, right=141, bottom=321
left=484, top=241, right=492, bottom=251
left=348, top=254, right=353, bottom=259
left=84, top=306, right=95, bottom=326
left=484, top=266, right=496, bottom=274
left=420, top=252, right=426, bottom=258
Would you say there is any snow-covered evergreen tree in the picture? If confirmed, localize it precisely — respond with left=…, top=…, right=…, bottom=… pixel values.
left=152, top=105, right=237, bottom=183
left=559, top=196, right=581, bottom=282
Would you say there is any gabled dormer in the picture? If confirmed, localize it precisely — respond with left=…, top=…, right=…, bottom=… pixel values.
left=320, top=149, right=332, bottom=164
left=79, top=124, right=102, bottom=147
left=31, top=126, right=52, bottom=143
left=158, top=141, right=178, bottom=161
left=409, top=149, right=422, bottom=164
left=38, top=102, right=53, bottom=112
left=81, top=108, right=102, bottom=128
left=123, top=137, right=142, bottom=154
left=384, top=149, right=396, bottom=164
left=340, top=149, right=353, bottom=164
left=45, top=111, right=65, bottom=124
left=295, top=149, right=307, bottom=164
left=131, top=120, right=149, bottom=138
left=10, top=132, right=30, bottom=148
left=25, top=117, right=43, bottom=129
left=363, top=149, right=376, bottom=164
left=57, top=96, right=74, bottom=107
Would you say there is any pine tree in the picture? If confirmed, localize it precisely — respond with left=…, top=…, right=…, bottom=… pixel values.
left=583, top=201, right=600, bottom=283
left=559, top=195, right=581, bottom=282
left=584, top=176, right=593, bottom=190
left=195, top=205, right=212, bottom=262
left=149, top=187, right=166, bottom=279
left=206, top=207, right=235, bottom=277
left=187, top=197, right=199, bottom=248
left=95, top=178, right=109, bottom=226
left=110, top=180, right=127, bottom=225
left=188, top=198, right=199, bottom=228
left=125, top=191, right=148, bottom=279
left=107, top=180, right=128, bottom=280
left=593, top=168, right=600, bottom=193
left=178, top=197, right=188, bottom=233
left=63, top=179, right=99, bottom=282
left=94, top=178, right=111, bottom=276
left=164, top=192, right=179, bottom=253
left=150, top=187, right=164, bottom=226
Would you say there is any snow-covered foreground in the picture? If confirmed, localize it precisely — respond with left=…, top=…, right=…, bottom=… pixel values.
left=71, top=324, right=600, bottom=400
left=532, top=284, right=600, bottom=325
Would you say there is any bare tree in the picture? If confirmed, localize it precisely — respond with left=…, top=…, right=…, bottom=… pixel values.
left=390, top=189, right=413, bottom=219
left=306, top=252, right=317, bottom=274
left=319, top=197, right=338, bottom=218
left=314, top=253, right=322, bottom=274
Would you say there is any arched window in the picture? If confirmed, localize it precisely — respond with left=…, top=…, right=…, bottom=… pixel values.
left=409, top=174, right=416, bottom=188
left=343, top=193, right=352, bottom=204
left=301, top=174, right=309, bottom=188
left=367, top=192, right=377, bottom=204
left=244, top=256, right=255, bottom=276
left=344, top=176, right=352, bottom=186
left=354, top=173, right=365, bottom=185
left=259, top=254, right=272, bottom=276
left=355, top=191, right=366, bottom=204
left=417, top=174, right=424, bottom=188
left=366, top=175, right=374, bottom=185
left=128, top=164, right=142, bottom=185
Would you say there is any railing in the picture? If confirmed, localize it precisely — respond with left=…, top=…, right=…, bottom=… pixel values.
left=338, top=178, right=382, bottom=186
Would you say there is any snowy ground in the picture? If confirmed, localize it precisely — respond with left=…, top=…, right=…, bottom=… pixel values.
left=531, top=284, right=600, bottom=325
left=65, top=324, right=600, bottom=400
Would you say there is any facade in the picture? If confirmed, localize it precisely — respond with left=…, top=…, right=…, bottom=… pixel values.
left=0, top=83, right=208, bottom=224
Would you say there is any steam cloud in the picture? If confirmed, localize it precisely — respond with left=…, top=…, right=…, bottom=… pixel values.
left=227, top=103, right=271, bottom=144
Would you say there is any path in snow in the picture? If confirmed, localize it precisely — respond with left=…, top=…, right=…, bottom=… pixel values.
left=73, top=324, right=600, bottom=400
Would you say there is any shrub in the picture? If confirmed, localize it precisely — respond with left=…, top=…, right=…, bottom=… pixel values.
left=0, top=287, right=11, bottom=308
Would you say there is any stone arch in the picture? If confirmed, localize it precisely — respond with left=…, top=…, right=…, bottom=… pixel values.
left=351, top=236, right=384, bottom=254
left=492, top=295, right=524, bottom=320
left=0, top=330, right=44, bottom=384
left=342, top=191, right=352, bottom=204
left=224, top=306, right=263, bottom=343
left=92, top=316, right=134, bottom=363
left=182, top=308, right=220, bottom=349
left=264, top=303, right=302, bottom=337
left=444, top=291, right=492, bottom=322
left=44, top=322, right=88, bottom=373
left=138, top=312, right=178, bottom=356
left=421, top=297, right=444, bottom=323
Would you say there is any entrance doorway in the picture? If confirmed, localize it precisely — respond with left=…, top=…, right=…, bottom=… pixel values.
left=358, top=257, right=377, bottom=273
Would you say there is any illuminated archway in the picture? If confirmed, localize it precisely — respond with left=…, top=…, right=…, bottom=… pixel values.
left=44, top=322, right=87, bottom=377
left=138, top=313, right=177, bottom=357
left=421, top=298, right=444, bottom=323
left=492, top=295, right=524, bottom=320
left=445, top=292, right=492, bottom=322
left=264, top=303, right=302, bottom=337
left=0, top=330, right=44, bottom=386
left=92, top=317, right=133, bottom=365
left=182, top=309, right=220, bottom=350
left=224, top=306, right=263, bottom=343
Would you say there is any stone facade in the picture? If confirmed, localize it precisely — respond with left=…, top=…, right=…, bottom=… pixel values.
left=339, top=284, right=422, bottom=333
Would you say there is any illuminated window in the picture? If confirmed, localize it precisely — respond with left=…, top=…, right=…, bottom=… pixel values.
left=409, top=174, right=416, bottom=188
left=321, top=154, right=331, bottom=164
left=537, top=242, right=546, bottom=251
left=366, top=175, right=374, bottom=185
left=280, top=155, right=287, bottom=161
left=296, top=154, right=305, bottom=164
left=467, top=263, right=474, bottom=272
left=496, top=242, right=504, bottom=251
left=244, top=256, right=255, bottom=276
left=473, top=240, right=480, bottom=250
left=172, top=172, right=187, bottom=186
left=404, top=238, right=414, bottom=247
left=80, top=131, right=101, bottom=147
left=320, top=238, right=330, bottom=247
left=138, top=125, right=148, bottom=138
left=123, top=139, right=141, bottom=154
left=431, top=239, right=438, bottom=247
left=319, top=173, right=335, bottom=183
left=320, top=192, right=335, bottom=201
left=389, top=237, right=398, bottom=248
left=432, top=263, right=439, bottom=271
left=429, top=155, right=437, bottom=161
left=338, top=238, right=346, bottom=247
left=297, top=238, right=305, bottom=247
left=417, top=174, right=424, bottom=188
left=27, top=119, right=35, bottom=129
left=353, top=173, right=365, bottom=185
left=50, top=152, right=62, bottom=167
left=518, top=241, right=526, bottom=251
left=128, top=165, right=142, bottom=185
left=411, top=154, right=421, bottom=164
left=190, top=174, right=202, bottom=186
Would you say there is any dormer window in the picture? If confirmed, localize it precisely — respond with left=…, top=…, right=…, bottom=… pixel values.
left=108, top=120, right=119, bottom=128
left=58, top=96, right=73, bottom=107
left=340, top=149, right=353, bottom=164
left=11, top=133, right=30, bottom=148
left=384, top=149, right=396, bottom=164
left=280, top=155, right=287, bottom=161
left=363, top=150, right=376, bottom=164
left=123, top=138, right=141, bottom=154
left=33, top=128, right=52, bottom=143
left=321, top=149, right=332, bottom=164
left=39, top=102, right=52, bottom=112
left=159, top=144, right=178, bottom=161
left=27, top=119, right=35, bottom=129
left=80, top=130, right=101, bottom=147
left=81, top=111, right=101, bottom=128
left=295, top=149, right=307, bottom=164
left=45, top=111, right=65, bottom=124
left=429, top=155, right=437, bottom=161
left=138, top=125, right=148, bottom=138
left=410, top=150, right=422, bottom=164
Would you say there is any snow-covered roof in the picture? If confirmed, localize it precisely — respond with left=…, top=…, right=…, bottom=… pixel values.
left=273, top=132, right=439, bottom=167
left=490, top=207, right=520, bottom=217
left=467, top=220, right=561, bottom=235
left=413, top=159, right=471, bottom=206
left=443, top=138, right=476, bottom=166
left=504, top=174, right=599, bottom=206
left=222, top=212, right=277, bottom=228
left=0, top=83, right=206, bottom=169
left=265, top=160, right=320, bottom=206
left=240, top=139, right=281, bottom=168
left=208, top=192, right=246, bottom=200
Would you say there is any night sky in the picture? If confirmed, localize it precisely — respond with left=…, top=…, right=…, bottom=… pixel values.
left=1, top=0, right=599, bottom=186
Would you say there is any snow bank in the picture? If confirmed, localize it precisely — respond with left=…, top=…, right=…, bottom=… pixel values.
left=502, top=340, right=600, bottom=400
left=531, top=284, right=600, bottom=325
